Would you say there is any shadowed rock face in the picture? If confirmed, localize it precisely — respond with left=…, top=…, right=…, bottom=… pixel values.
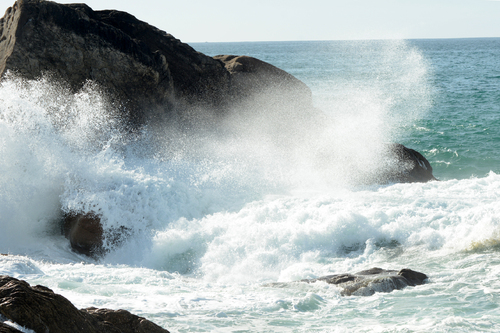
left=387, top=143, right=437, bottom=183
left=214, top=55, right=313, bottom=107
left=0, top=0, right=230, bottom=124
left=0, top=275, right=169, bottom=333
left=267, top=268, right=428, bottom=296
left=62, top=213, right=103, bottom=257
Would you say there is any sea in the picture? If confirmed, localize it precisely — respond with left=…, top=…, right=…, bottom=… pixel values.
left=1, top=38, right=500, bottom=332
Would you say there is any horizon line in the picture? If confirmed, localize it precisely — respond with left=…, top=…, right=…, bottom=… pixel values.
left=187, top=36, right=500, bottom=44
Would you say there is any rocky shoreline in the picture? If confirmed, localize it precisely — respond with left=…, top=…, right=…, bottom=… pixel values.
left=0, top=275, right=170, bottom=333
left=0, top=1, right=437, bottom=256
left=1, top=268, right=429, bottom=332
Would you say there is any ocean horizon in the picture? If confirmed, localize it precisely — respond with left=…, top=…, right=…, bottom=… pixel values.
left=2, top=37, right=500, bottom=332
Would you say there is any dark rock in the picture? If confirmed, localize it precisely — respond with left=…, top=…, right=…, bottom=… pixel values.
left=267, top=268, right=428, bottom=296
left=0, top=0, right=230, bottom=125
left=62, top=212, right=103, bottom=257
left=0, top=275, right=169, bottom=333
left=83, top=307, right=168, bottom=333
left=305, top=267, right=428, bottom=296
left=214, top=55, right=312, bottom=107
left=398, top=268, right=429, bottom=286
left=385, top=143, right=437, bottom=183
left=62, top=212, right=132, bottom=257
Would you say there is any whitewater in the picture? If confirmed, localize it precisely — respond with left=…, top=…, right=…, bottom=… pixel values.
left=1, top=38, right=500, bottom=332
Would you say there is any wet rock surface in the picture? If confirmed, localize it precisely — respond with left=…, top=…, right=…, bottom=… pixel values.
left=0, top=321, right=24, bottom=333
left=386, top=143, right=437, bottom=183
left=267, top=267, right=428, bottom=296
left=0, top=275, right=169, bottom=333
left=62, top=212, right=103, bottom=257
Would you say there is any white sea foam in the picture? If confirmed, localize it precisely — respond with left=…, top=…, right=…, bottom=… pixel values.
left=1, top=40, right=499, bottom=332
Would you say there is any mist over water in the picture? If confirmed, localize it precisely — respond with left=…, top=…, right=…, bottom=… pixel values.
left=2, top=38, right=500, bottom=332
left=0, top=39, right=430, bottom=256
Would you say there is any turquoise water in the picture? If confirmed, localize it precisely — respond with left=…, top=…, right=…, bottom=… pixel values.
left=193, top=38, right=500, bottom=180
left=1, top=39, right=500, bottom=332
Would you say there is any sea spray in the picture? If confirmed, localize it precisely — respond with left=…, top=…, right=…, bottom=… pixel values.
left=0, top=74, right=127, bottom=255
left=2, top=39, right=500, bottom=332
left=309, top=40, right=432, bottom=185
left=0, top=40, right=434, bottom=260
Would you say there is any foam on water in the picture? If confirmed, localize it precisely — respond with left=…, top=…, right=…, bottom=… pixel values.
left=1, top=39, right=500, bottom=332
left=0, top=41, right=431, bottom=258
left=125, top=172, right=500, bottom=286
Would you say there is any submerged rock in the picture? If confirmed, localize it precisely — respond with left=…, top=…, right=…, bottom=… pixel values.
left=307, top=267, right=428, bottom=296
left=268, top=268, right=428, bottom=296
left=0, top=275, right=169, bottom=333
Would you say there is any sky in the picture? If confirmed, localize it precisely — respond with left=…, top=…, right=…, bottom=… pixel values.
left=1, top=0, right=499, bottom=43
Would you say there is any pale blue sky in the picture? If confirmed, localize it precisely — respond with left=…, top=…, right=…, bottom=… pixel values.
left=1, top=0, right=499, bottom=42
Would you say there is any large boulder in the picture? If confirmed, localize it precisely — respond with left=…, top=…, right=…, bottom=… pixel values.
left=0, top=275, right=169, bottom=333
left=267, top=267, right=428, bottom=296
left=0, top=0, right=230, bottom=124
left=214, top=55, right=312, bottom=108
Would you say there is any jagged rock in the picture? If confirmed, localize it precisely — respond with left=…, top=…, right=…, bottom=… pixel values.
left=266, top=268, right=428, bottom=296
left=0, top=0, right=230, bottom=124
left=0, top=275, right=169, bottom=333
